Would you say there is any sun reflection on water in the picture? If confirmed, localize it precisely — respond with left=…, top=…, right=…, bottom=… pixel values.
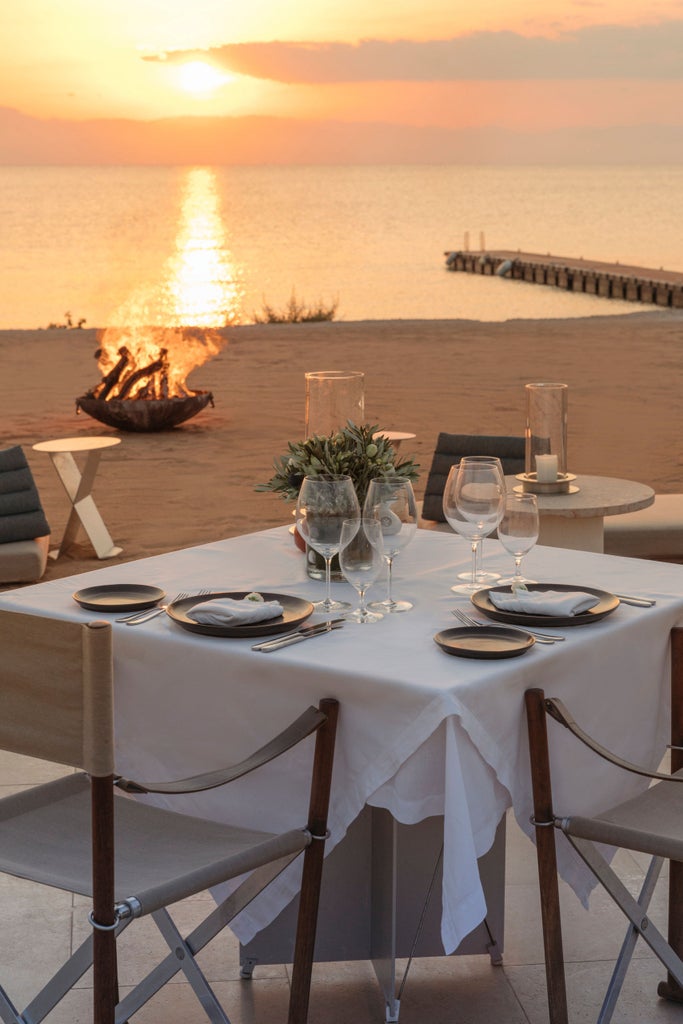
left=108, top=166, right=243, bottom=329
left=161, top=167, right=243, bottom=326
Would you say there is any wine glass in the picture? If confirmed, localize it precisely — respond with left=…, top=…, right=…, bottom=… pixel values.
left=339, top=518, right=385, bottom=623
left=363, top=477, right=418, bottom=613
left=442, top=461, right=505, bottom=594
left=497, top=492, right=539, bottom=586
left=296, top=475, right=360, bottom=613
left=455, top=456, right=505, bottom=584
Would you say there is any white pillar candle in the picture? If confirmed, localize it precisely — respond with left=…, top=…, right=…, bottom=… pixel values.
left=535, top=454, right=558, bottom=482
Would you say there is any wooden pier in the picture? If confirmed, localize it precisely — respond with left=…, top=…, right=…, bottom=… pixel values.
left=444, top=249, right=683, bottom=308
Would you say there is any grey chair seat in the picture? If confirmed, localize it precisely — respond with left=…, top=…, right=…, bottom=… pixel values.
left=565, top=767, right=683, bottom=861
left=0, top=772, right=309, bottom=916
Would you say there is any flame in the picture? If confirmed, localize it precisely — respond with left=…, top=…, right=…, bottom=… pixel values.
left=95, top=168, right=242, bottom=400
left=92, top=325, right=223, bottom=400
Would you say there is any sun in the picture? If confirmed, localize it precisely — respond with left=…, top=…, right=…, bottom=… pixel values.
left=175, top=60, right=232, bottom=96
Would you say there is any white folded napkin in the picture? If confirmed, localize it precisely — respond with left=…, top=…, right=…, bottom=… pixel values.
left=489, top=589, right=600, bottom=616
left=188, top=597, right=284, bottom=626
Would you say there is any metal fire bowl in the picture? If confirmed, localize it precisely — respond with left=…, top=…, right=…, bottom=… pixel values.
left=76, top=390, right=214, bottom=432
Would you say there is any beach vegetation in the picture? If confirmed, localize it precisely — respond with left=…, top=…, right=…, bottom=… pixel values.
left=46, top=311, right=87, bottom=329
left=256, top=421, right=419, bottom=504
left=252, top=291, right=338, bottom=324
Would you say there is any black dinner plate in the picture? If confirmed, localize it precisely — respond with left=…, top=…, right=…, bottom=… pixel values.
left=73, top=584, right=165, bottom=612
left=434, top=626, right=535, bottom=659
left=471, top=583, right=619, bottom=627
left=166, top=591, right=314, bottom=638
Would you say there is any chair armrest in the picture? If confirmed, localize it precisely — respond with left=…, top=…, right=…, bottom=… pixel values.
left=546, top=697, right=683, bottom=783
left=116, top=704, right=328, bottom=795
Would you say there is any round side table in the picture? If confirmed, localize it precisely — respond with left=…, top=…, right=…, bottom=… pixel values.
left=33, top=436, right=123, bottom=560
left=375, top=431, right=417, bottom=452
left=507, top=474, right=654, bottom=552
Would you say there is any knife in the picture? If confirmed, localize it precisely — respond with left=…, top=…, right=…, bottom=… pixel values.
left=615, top=594, right=657, bottom=607
left=252, top=619, right=345, bottom=652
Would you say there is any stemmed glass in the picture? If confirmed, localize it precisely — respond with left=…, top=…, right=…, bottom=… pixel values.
left=497, top=492, right=539, bottom=586
left=442, top=460, right=505, bottom=594
left=296, top=474, right=360, bottom=613
left=363, top=477, right=418, bottom=613
left=339, top=518, right=385, bottom=623
left=455, top=456, right=505, bottom=584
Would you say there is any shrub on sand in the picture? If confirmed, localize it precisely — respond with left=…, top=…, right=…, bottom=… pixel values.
left=46, top=311, right=87, bottom=329
left=252, top=291, right=338, bottom=324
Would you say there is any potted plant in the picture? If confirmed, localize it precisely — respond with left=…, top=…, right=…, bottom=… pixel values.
left=256, top=422, right=419, bottom=577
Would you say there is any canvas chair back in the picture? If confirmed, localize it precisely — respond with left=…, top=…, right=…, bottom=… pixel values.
left=0, top=610, right=114, bottom=777
left=421, top=432, right=525, bottom=522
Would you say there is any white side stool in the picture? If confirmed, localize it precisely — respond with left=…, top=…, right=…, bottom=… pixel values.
left=32, top=436, right=123, bottom=560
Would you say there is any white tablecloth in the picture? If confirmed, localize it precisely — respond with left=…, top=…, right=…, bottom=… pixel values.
left=3, top=527, right=683, bottom=954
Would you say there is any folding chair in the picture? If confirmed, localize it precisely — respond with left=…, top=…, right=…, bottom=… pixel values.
left=0, top=608, right=339, bottom=1024
left=525, top=636, right=683, bottom=1024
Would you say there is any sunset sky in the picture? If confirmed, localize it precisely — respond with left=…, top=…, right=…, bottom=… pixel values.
left=1, top=0, right=682, bottom=163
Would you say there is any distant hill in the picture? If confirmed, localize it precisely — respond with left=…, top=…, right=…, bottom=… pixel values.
left=1, top=106, right=682, bottom=165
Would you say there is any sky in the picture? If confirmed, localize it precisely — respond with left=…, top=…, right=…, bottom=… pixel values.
left=1, top=0, right=683, bottom=164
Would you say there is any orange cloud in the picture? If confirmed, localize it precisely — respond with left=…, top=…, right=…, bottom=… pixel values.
left=150, top=21, right=683, bottom=83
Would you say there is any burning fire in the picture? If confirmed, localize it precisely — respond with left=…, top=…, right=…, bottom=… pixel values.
left=77, top=167, right=241, bottom=431
left=92, top=325, right=223, bottom=401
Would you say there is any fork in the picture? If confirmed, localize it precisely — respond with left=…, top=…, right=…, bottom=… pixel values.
left=117, top=590, right=209, bottom=625
left=451, top=608, right=562, bottom=644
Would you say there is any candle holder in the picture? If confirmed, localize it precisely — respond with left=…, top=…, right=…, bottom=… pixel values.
left=518, top=382, right=578, bottom=495
left=305, top=370, right=365, bottom=438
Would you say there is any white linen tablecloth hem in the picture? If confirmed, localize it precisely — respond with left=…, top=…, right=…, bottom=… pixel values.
left=230, top=696, right=461, bottom=944
left=440, top=886, right=488, bottom=956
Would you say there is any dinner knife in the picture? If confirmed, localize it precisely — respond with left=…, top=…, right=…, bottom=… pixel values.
left=615, top=594, right=657, bottom=607
left=252, top=620, right=345, bottom=652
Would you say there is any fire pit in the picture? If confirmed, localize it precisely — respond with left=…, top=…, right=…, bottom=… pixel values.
left=76, top=392, right=214, bottom=432
left=76, top=326, right=222, bottom=432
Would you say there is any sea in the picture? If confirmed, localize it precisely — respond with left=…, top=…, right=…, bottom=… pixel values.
left=1, top=164, right=682, bottom=330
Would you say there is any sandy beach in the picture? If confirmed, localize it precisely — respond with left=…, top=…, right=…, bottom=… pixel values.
left=2, top=310, right=682, bottom=587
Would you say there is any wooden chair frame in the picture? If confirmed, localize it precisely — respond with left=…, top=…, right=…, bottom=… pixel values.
left=525, top=625, right=683, bottom=1024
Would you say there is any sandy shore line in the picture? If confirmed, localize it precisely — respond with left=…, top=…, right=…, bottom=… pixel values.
left=2, top=310, right=682, bottom=586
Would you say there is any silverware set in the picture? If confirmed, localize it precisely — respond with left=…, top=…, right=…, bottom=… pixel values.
left=116, top=590, right=211, bottom=625
left=615, top=593, right=657, bottom=607
left=451, top=607, right=563, bottom=644
left=252, top=618, right=345, bottom=653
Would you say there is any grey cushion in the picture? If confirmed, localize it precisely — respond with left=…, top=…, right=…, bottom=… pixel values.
left=0, top=535, right=49, bottom=584
left=0, top=447, right=50, bottom=543
left=604, top=494, right=683, bottom=560
left=422, top=433, right=525, bottom=522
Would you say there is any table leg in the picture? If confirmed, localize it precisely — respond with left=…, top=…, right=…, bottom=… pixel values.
left=371, top=811, right=401, bottom=1023
left=48, top=451, right=122, bottom=560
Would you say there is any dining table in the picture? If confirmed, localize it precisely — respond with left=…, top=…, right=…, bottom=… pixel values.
left=3, top=526, right=683, bottom=1021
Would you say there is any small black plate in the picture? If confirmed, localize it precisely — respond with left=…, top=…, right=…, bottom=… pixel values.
left=472, top=583, right=619, bottom=627
left=166, top=591, right=314, bottom=638
left=434, top=626, right=535, bottom=659
left=73, top=584, right=165, bottom=612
